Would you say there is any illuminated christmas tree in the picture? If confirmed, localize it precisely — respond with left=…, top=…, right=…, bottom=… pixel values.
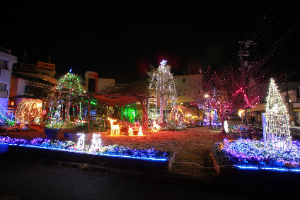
left=148, top=60, right=178, bottom=122
left=265, top=78, right=291, bottom=150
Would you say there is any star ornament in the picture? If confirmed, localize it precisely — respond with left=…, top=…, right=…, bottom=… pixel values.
left=160, top=60, right=167, bottom=67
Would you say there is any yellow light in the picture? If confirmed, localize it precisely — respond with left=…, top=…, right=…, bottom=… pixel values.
left=152, top=120, right=160, bottom=132
left=128, top=126, right=133, bottom=136
left=204, top=94, right=209, bottom=98
left=107, top=117, right=120, bottom=136
left=238, top=109, right=245, bottom=118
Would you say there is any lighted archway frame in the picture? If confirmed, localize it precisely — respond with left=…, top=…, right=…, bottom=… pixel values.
left=48, top=72, right=84, bottom=124
left=15, top=99, right=43, bottom=124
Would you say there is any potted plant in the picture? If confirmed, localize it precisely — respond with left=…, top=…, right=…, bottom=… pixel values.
left=65, top=123, right=93, bottom=144
left=44, top=122, right=63, bottom=139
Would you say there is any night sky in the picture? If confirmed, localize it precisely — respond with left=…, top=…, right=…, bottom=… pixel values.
left=1, top=1, right=299, bottom=82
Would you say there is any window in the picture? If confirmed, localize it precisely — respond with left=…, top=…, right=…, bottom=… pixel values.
left=88, top=79, right=96, bottom=92
left=182, top=78, right=186, bottom=83
left=0, top=60, right=7, bottom=69
left=0, top=83, right=6, bottom=90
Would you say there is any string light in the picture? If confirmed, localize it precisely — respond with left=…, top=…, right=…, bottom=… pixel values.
left=128, top=126, right=133, bottom=136
left=152, top=120, right=160, bottom=132
left=89, top=133, right=102, bottom=152
left=148, top=60, right=178, bottom=120
left=77, top=133, right=85, bottom=150
left=0, top=105, right=15, bottom=126
left=107, top=117, right=120, bottom=136
left=45, top=72, right=84, bottom=128
left=0, top=137, right=169, bottom=161
left=15, top=99, right=42, bottom=125
left=219, top=78, right=295, bottom=171
left=264, top=78, right=291, bottom=150
left=138, top=126, right=143, bottom=136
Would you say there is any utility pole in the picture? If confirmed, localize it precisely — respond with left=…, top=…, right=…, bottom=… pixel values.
left=238, top=40, right=255, bottom=126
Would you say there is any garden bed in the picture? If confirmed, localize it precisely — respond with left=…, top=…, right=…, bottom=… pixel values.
left=211, top=141, right=300, bottom=180
left=5, top=126, right=236, bottom=177
left=0, top=135, right=175, bottom=174
left=5, top=144, right=174, bottom=173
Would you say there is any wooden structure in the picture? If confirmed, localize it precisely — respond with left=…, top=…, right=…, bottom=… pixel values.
left=84, top=93, right=153, bottom=131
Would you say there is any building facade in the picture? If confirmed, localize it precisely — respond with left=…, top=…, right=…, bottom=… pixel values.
left=250, top=81, right=300, bottom=125
left=0, top=49, right=18, bottom=111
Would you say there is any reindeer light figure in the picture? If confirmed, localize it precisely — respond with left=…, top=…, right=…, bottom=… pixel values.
left=90, top=133, right=102, bottom=152
left=77, top=133, right=85, bottom=150
left=108, top=117, right=120, bottom=136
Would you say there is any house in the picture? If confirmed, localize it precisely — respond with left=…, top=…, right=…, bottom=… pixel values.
left=174, top=74, right=203, bottom=104
left=250, top=81, right=300, bottom=125
left=9, top=62, right=57, bottom=124
left=84, top=71, right=115, bottom=93
left=174, top=74, right=203, bottom=120
left=0, top=48, right=17, bottom=122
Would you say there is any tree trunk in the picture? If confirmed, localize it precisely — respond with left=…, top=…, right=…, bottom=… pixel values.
left=221, top=108, right=225, bottom=134
left=137, top=97, right=148, bottom=128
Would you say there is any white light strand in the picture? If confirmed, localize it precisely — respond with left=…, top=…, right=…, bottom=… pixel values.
left=265, top=78, right=291, bottom=150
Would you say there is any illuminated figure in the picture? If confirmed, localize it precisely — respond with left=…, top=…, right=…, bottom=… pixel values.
left=77, top=133, right=85, bottom=150
left=108, top=117, right=120, bottom=136
left=128, top=126, right=133, bottom=136
left=138, top=126, right=143, bottom=136
left=90, top=133, right=102, bottom=152
left=152, top=120, right=160, bottom=132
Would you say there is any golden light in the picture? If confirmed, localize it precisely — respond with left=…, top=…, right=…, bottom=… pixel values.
left=204, top=94, right=209, bottom=98
left=128, top=126, right=133, bottom=136
left=238, top=109, right=245, bottom=118
left=107, top=117, right=120, bottom=136
left=15, top=99, right=43, bottom=125
left=152, top=120, right=160, bottom=132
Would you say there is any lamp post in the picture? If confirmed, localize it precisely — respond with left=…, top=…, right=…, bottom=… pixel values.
left=204, top=94, right=210, bottom=125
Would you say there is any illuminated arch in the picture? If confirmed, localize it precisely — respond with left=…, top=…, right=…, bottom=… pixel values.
left=47, top=72, right=84, bottom=125
left=15, top=99, right=43, bottom=124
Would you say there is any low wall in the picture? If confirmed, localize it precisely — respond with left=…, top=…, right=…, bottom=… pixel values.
left=5, top=145, right=175, bottom=174
left=211, top=144, right=300, bottom=180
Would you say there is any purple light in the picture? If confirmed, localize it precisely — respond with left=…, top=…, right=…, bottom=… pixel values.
left=219, top=138, right=300, bottom=171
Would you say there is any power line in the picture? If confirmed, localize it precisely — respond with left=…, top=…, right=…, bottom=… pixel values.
left=262, top=17, right=300, bottom=64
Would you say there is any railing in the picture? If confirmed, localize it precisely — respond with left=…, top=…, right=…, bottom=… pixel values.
left=0, top=90, right=8, bottom=98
